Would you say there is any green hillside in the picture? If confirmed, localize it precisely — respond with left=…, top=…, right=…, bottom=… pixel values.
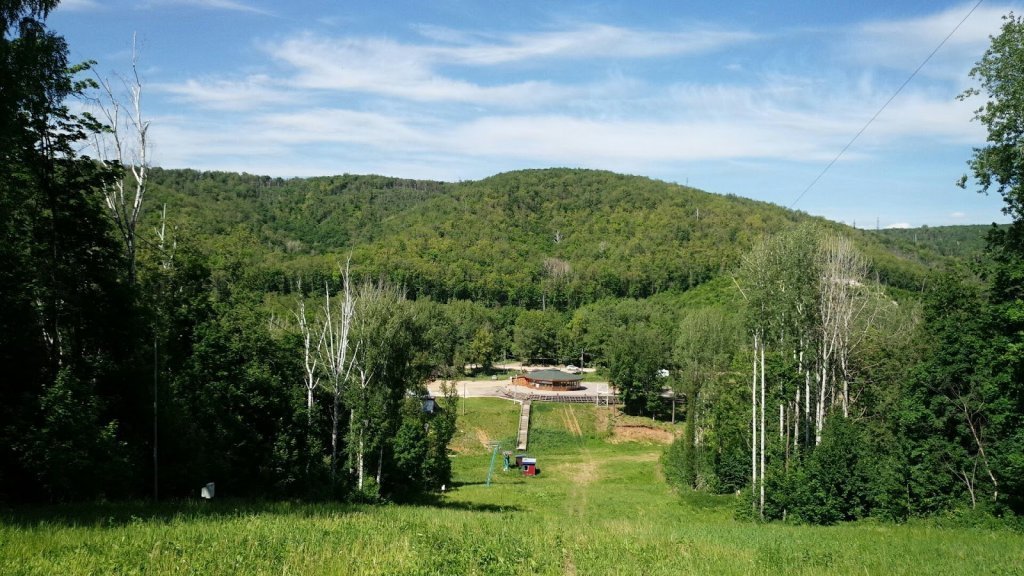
left=147, top=167, right=946, bottom=307
left=869, top=224, right=1004, bottom=263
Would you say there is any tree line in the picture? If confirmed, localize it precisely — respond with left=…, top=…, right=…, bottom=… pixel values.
left=664, top=14, right=1024, bottom=522
left=0, top=1, right=458, bottom=502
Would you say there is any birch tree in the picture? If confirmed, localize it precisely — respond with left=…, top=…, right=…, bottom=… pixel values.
left=817, top=234, right=870, bottom=433
left=293, top=284, right=321, bottom=422
left=346, top=281, right=414, bottom=495
left=319, top=261, right=355, bottom=483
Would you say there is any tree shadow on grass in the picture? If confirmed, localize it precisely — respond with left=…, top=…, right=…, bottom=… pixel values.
left=401, top=493, right=522, bottom=513
left=0, top=499, right=364, bottom=528
left=0, top=492, right=520, bottom=528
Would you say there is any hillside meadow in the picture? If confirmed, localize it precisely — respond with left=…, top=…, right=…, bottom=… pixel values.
left=2, top=398, right=1021, bottom=576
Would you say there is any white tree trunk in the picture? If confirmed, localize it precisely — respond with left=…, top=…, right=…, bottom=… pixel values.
left=294, top=292, right=321, bottom=426
left=794, top=386, right=800, bottom=451
left=759, top=341, right=766, bottom=517
left=816, top=364, right=826, bottom=445
left=751, top=333, right=758, bottom=506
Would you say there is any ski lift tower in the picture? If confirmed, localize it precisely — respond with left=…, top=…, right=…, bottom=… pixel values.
left=485, top=442, right=502, bottom=486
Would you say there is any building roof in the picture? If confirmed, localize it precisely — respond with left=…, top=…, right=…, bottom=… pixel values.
left=522, top=369, right=583, bottom=383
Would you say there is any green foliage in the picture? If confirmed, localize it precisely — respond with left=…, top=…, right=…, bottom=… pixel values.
left=961, top=13, right=1024, bottom=220
left=143, top=167, right=941, bottom=309
left=900, top=267, right=1023, bottom=514
left=671, top=306, right=745, bottom=492
left=512, top=309, right=564, bottom=362
left=0, top=0, right=142, bottom=502
left=870, top=224, right=999, bottom=263
left=163, top=241, right=302, bottom=497
left=957, top=24, right=1024, bottom=512
left=17, top=368, right=132, bottom=501
left=606, top=324, right=671, bottom=416
left=468, top=325, right=497, bottom=370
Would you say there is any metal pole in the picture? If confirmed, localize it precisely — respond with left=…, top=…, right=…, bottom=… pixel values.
left=671, top=391, right=676, bottom=425
left=486, top=442, right=500, bottom=486
left=153, top=330, right=158, bottom=501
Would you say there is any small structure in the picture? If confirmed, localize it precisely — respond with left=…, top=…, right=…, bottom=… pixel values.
left=521, top=457, right=538, bottom=476
left=421, top=396, right=437, bottom=414
left=513, top=369, right=584, bottom=391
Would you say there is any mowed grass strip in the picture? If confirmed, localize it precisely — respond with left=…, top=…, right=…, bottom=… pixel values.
left=2, top=398, right=1022, bottom=575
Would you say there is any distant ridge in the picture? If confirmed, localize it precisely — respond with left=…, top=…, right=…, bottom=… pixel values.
left=146, top=167, right=965, bottom=307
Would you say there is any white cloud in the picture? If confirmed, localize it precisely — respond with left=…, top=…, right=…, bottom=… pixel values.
left=156, top=75, right=294, bottom=110
left=950, top=211, right=967, bottom=218
left=144, top=0, right=270, bottom=15
left=886, top=222, right=913, bottom=229
left=261, top=23, right=755, bottom=107
left=420, top=24, right=758, bottom=65
left=56, top=0, right=100, bottom=11
left=267, top=34, right=576, bottom=106
left=848, top=4, right=1013, bottom=81
left=258, top=108, right=432, bottom=148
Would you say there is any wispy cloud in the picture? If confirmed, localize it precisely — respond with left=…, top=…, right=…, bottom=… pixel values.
left=157, top=75, right=295, bottom=110
left=848, top=3, right=1012, bottom=81
left=144, top=0, right=271, bottom=15
left=258, top=23, right=754, bottom=107
left=56, top=0, right=100, bottom=11
left=263, top=34, right=560, bottom=106
left=416, top=23, right=758, bottom=64
left=886, top=222, right=913, bottom=229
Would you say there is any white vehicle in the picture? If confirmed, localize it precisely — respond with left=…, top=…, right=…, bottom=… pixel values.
left=564, top=364, right=582, bottom=374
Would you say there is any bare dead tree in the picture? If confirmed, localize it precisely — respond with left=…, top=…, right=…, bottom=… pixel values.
left=817, top=234, right=869, bottom=424
left=293, top=281, right=322, bottom=423
left=153, top=204, right=175, bottom=270
left=93, top=34, right=149, bottom=285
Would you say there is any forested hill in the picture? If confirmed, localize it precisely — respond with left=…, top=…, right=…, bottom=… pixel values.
left=869, top=223, right=1004, bottom=263
left=147, top=167, right=947, bottom=306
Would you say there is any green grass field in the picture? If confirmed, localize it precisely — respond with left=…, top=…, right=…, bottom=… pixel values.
left=2, top=399, right=1022, bottom=575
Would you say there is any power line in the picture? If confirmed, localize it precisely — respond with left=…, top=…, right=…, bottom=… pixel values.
left=789, top=0, right=987, bottom=210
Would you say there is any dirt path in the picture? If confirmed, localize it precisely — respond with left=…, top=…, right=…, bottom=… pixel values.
left=474, top=428, right=490, bottom=448
left=560, top=406, right=583, bottom=437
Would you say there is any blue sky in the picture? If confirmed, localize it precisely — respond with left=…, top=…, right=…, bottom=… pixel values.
left=52, top=0, right=1022, bottom=227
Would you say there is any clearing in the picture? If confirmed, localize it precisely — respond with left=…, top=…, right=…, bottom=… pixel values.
left=1, top=399, right=1021, bottom=575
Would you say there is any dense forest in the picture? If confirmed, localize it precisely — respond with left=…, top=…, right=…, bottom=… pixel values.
left=145, top=166, right=955, bottom=307
left=1, top=0, right=1022, bottom=525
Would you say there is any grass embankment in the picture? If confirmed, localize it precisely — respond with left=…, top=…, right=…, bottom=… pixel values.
left=2, top=399, right=1022, bottom=575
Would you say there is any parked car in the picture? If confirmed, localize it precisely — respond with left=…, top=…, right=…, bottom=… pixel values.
left=565, top=364, right=582, bottom=374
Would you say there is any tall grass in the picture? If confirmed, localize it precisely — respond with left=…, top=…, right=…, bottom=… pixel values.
left=2, top=398, right=1021, bottom=575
